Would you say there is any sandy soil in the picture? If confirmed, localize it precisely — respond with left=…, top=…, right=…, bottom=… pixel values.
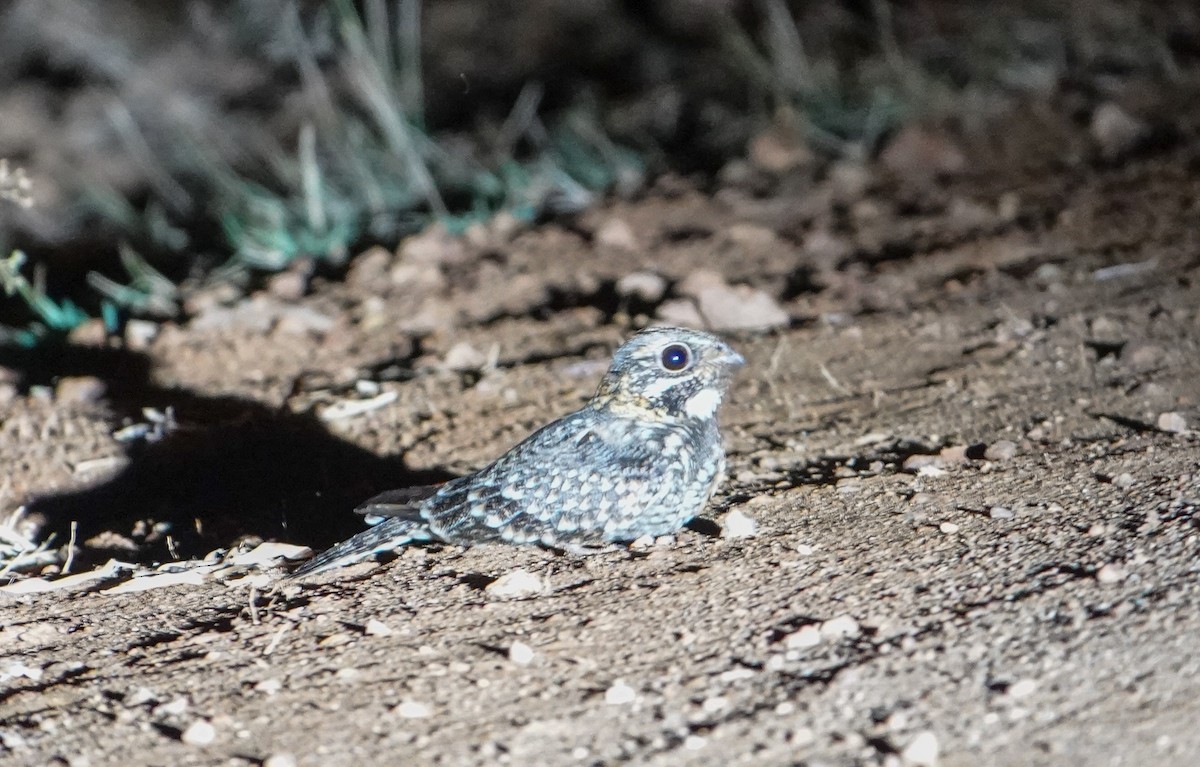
left=1, top=113, right=1199, bottom=766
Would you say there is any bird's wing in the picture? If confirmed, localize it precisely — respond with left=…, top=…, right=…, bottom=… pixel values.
left=424, top=410, right=676, bottom=545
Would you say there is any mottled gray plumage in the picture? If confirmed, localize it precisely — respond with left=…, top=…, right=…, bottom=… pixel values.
left=293, top=326, right=744, bottom=576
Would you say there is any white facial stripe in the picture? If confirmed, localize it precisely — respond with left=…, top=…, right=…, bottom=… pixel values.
left=684, top=388, right=722, bottom=418
left=640, top=376, right=678, bottom=398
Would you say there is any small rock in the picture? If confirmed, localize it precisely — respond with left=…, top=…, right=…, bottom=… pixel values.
left=124, top=319, right=159, bottom=351
left=819, top=615, right=861, bottom=640
left=938, top=445, right=970, bottom=465
left=683, top=734, right=707, bottom=751
left=785, top=625, right=822, bottom=649
left=181, top=719, right=216, bottom=746
left=988, top=506, right=1014, bottom=520
left=902, top=454, right=942, bottom=472
left=485, top=569, right=547, bottom=599
left=721, top=508, right=758, bottom=539
left=1157, top=412, right=1188, bottom=434
left=263, top=754, right=298, bottom=767
left=605, top=680, right=637, bottom=705
left=1096, top=563, right=1127, bottom=584
left=154, top=697, right=189, bottom=717
left=725, top=223, right=779, bottom=248
left=254, top=678, right=283, bottom=695
left=616, top=271, right=667, bottom=303
left=67, top=318, right=108, bottom=346
left=273, top=305, right=336, bottom=336
left=984, top=440, right=1018, bottom=461
left=902, top=730, right=939, bottom=766
left=656, top=298, right=705, bottom=329
left=939, top=522, right=960, bottom=534
left=346, top=246, right=393, bottom=286
left=748, top=114, right=813, bottom=175
left=364, top=620, right=394, bottom=637
left=266, top=259, right=313, bottom=301
left=442, top=342, right=488, bottom=372
left=595, top=218, right=638, bottom=251
left=880, top=125, right=966, bottom=184
left=508, top=641, right=535, bottom=666
left=400, top=223, right=467, bottom=265
left=55, top=376, right=107, bottom=405
left=1008, top=678, right=1038, bottom=699
left=1113, top=473, right=1135, bottom=489
left=789, top=726, right=815, bottom=747
left=318, top=633, right=352, bottom=648
left=1091, top=102, right=1148, bottom=160
left=827, top=160, right=871, bottom=203
left=696, top=284, right=789, bottom=332
left=394, top=700, right=432, bottom=719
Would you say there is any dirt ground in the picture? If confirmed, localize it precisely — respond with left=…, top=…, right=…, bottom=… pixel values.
left=2, top=107, right=1200, bottom=766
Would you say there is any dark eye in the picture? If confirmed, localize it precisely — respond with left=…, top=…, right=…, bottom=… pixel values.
left=660, top=343, right=692, bottom=372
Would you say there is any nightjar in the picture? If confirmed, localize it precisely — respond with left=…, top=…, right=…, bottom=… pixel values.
left=293, top=326, right=744, bottom=576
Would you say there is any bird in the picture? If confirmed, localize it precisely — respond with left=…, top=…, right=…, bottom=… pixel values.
left=292, top=326, right=745, bottom=576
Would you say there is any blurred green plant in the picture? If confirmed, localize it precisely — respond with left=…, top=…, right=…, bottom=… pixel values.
left=156, top=0, right=642, bottom=274
left=0, top=251, right=90, bottom=346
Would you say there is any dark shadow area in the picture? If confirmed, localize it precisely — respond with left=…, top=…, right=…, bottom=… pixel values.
left=0, top=343, right=455, bottom=568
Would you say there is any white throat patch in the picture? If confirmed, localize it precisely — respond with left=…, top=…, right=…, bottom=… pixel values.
left=684, top=388, right=722, bottom=418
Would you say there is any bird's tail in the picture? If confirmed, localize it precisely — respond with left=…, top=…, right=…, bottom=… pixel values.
left=291, top=514, right=433, bottom=577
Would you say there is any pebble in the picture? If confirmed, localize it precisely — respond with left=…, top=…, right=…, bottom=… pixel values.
left=901, top=730, right=940, bottom=766
left=720, top=508, right=758, bottom=539
left=1096, top=563, right=1127, bottom=584
left=55, top=376, right=107, bottom=405
left=616, top=271, right=667, bottom=303
left=124, top=319, right=159, bottom=351
left=442, top=342, right=488, bottom=372
left=1091, top=102, right=1148, bottom=160
left=748, top=117, right=813, bottom=175
left=902, top=454, right=942, bottom=472
left=984, top=440, right=1019, bottom=461
left=683, top=734, right=707, bottom=751
left=180, top=719, right=216, bottom=746
left=938, top=445, right=970, bottom=465
left=400, top=223, right=467, bottom=265
left=656, top=298, right=705, bottom=329
left=595, top=218, right=639, bottom=251
left=880, top=125, right=966, bottom=183
left=939, top=522, right=960, bottom=534
left=485, top=569, right=547, bottom=599
left=785, top=625, right=822, bottom=649
left=254, top=679, right=282, bottom=695
left=346, top=246, right=392, bottom=286
left=364, top=619, right=394, bottom=637
left=1008, top=679, right=1038, bottom=699
left=789, top=726, right=815, bottom=747
left=266, top=259, right=313, bottom=301
left=605, top=680, right=637, bottom=705
left=696, top=284, right=789, bottom=332
left=988, top=506, right=1014, bottom=520
left=263, top=754, right=298, bottom=767
left=1113, top=473, right=1135, bottom=489
left=1157, top=412, right=1188, bottom=434
left=819, top=615, right=861, bottom=640
left=508, top=641, right=535, bottom=666
left=394, top=700, right=432, bottom=719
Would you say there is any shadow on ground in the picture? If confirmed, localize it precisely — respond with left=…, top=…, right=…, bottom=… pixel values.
left=0, top=342, right=454, bottom=566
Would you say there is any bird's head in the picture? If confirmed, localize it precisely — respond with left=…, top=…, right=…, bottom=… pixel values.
left=593, top=326, right=745, bottom=420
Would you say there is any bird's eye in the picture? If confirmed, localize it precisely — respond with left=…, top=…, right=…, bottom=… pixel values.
left=660, top=343, right=692, bottom=372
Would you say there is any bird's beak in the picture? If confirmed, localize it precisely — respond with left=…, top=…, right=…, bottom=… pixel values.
left=717, top=349, right=746, bottom=368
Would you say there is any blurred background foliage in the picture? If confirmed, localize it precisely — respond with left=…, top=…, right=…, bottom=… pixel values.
left=0, top=0, right=1196, bottom=343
